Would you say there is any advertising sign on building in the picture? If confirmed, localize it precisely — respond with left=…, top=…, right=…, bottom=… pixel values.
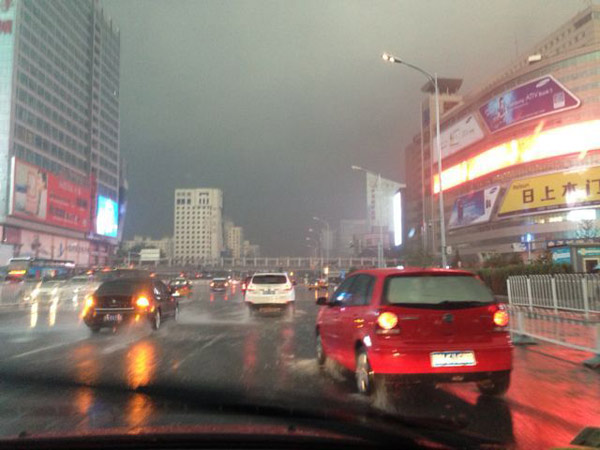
left=10, top=158, right=91, bottom=231
left=479, top=75, right=580, bottom=133
left=140, top=248, right=161, bottom=262
left=550, top=247, right=571, bottom=265
left=498, top=166, right=600, bottom=217
left=366, top=172, right=403, bottom=231
left=448, top=186, right=500, bottom=229
left=433, top=114, right=485, bottom=162
left=95, top=195, right=118, bottom=238
left=0, top=0, right=16, bottom=215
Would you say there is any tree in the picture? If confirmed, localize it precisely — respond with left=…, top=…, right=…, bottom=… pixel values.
left=576, top=219, right=600, bottom=239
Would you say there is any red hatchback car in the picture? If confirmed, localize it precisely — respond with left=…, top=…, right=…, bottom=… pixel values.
left=315, top=268, right=512, bottom=396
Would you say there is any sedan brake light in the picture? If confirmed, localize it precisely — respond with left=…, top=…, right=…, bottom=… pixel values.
left=247, top=284, right=257, bottom=291
left=136, top=296, right=150, bottom=308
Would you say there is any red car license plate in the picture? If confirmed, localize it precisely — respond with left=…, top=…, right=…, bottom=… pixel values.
left=430, top=351, right=476, bottom=368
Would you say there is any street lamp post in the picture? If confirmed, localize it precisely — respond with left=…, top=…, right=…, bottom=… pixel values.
left=382, top=52, right=447, bottom=267
left=312, top=217, right=331, bottom=264
left=352, top=165, right=406, bottom=268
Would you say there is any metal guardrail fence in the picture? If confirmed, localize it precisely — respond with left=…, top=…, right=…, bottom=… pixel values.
left=507, top=274, right=600, bottom=368
left=507, top=305, right=600, bottom=368
left=507, top=274, right=600, bottom=316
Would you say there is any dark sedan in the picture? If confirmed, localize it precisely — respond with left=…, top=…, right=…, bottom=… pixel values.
left=210, top=277, right=229, bottom=292
left=82, top=277, right=179, bottom=333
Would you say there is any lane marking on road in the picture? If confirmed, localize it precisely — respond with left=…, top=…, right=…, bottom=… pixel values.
left=171, top=334, right=225, bottom=369
left=7, top=339, right=85, bottom=360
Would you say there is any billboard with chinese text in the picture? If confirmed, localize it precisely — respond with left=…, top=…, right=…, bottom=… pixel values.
left=10, top=158, right=91, bottom=231
left=498, top=166, right=600, bottom=217
left=366, top=172, right=402, bottom=231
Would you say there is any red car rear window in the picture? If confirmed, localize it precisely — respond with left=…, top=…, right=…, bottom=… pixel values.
left=383, top=274, right=494, bottom=308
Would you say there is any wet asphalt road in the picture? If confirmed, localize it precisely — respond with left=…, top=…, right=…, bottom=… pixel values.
left=0, top=280, right=598, bottom=449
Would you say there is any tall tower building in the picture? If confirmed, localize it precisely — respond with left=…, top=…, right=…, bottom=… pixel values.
left=174, top=188, right=223, bottom=265
left=0, top=0, right=123, bottom=266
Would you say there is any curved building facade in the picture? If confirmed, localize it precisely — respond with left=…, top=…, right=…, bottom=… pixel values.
left=404, top=6, right=600, bottom=269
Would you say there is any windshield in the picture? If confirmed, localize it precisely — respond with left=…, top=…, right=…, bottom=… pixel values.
left=384, top=275, right=495, bottom=306
left=252, top=275, right=287, bottom=284
left=0, top=1, right=597, bottom=448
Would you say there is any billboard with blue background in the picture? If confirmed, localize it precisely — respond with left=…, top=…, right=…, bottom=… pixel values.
left=448, top=186, right=500, bottom=229
left=479, top=75, right=579, bottom=133
left=95, top=195, right=118, bottom=238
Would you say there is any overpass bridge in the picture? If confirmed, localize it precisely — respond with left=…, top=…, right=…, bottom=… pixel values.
left=159, top=257, right=403, bottom=273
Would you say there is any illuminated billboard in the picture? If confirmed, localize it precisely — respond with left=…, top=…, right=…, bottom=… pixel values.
left=448, top=186, right=499, bottom=229
left=10, top=158, right=91, bottom=231
left=479, top=75, right=579, bottom=133
left=433, top=114, right=484, bottom=162
left=392, top=190, right=402, bottom=246
left=434, top=120, right=600, bottom=193
left=95, top=195, right=118, bottom=238
left=498, top=166, right=600, bottom=217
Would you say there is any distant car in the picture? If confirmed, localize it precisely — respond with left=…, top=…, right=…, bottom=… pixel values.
left=61, top=275, right=100, bottom=308
left=82, top=277, right=178, bottom=333
left=245, top=273, right=295, bottom=316
left=308, top=278, right=328, bottom=291
left=210, top=277, right=229, bottom=292
left=316, top=268, right=512, bottom=396
left=169, top=277, right=192, bottom=297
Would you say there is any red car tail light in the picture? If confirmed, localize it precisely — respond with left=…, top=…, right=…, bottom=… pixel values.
left=493, top=305, right=509, bottom=327
left=376, top=311, right=400, bottom=334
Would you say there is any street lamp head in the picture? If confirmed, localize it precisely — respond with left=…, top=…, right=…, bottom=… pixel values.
left=312, top=216, right=319, bottom=221
left=351, top=165, right=363, bottom=171
left=382, top=52, right=399, bottom=63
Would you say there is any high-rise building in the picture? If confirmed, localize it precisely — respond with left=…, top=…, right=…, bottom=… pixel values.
left=0, top=0, right=123, bottom=266
left=226, top=225, right=244, bottom=259
left=174, top=188, right=223, bottom=265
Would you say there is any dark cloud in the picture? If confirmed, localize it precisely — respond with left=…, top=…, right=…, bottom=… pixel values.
left=103, top=0, right=583, bottom=255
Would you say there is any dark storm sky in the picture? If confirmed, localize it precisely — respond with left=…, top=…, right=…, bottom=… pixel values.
left=102, top=0, right=585, bottom=255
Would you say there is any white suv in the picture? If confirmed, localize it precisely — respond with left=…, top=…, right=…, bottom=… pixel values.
left=245, top=273, right=295, bottom=315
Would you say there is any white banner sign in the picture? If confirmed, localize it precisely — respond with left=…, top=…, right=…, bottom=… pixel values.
left=433, top=114, right=485, bottom=162
left=366, top=172, right=402, bottom=231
